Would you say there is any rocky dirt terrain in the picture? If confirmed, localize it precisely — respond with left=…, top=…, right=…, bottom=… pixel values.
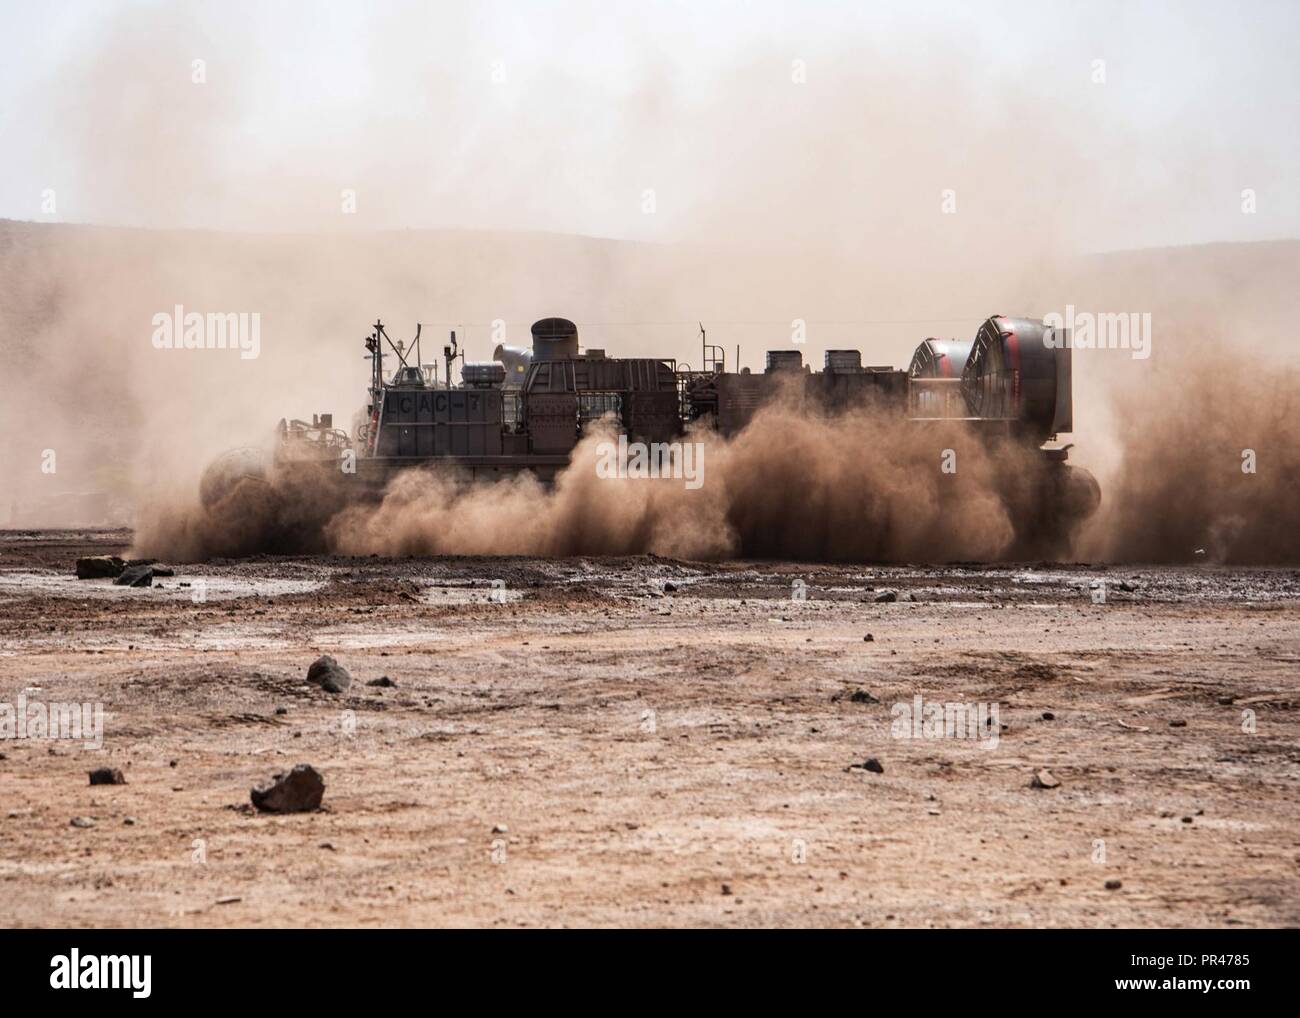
left=1, top=530, right=1297, bottom=927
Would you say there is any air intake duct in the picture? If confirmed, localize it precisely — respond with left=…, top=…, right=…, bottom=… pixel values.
left=530, top=317, right=579, bottom=360
left=493, top=344, right=533, bottom=386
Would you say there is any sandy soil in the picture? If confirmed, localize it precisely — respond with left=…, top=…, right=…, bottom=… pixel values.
left=0, top=529, right=1297, bottom=928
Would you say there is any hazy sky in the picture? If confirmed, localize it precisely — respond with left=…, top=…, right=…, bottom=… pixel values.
left=1, top=0, right=1297, bottom=251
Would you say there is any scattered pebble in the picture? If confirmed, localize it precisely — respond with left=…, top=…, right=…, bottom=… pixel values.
left=1105, top=879, right=1123, bottom=890
left=307, top=655, right=352, bottom=693
left=75, top=555, right=126, bottom=580
left=873, top=590, right=898, bottom=603
left=70, top=816, right=96, bottom=828
left=250, top=763, right=325, bottom=813
left=114, top=563, right=155, bottom=588
left=367, top=676, right=397, bottom=687
left=1030, top=769, right=1060, bottom=789
left=88, top=767, right=126, bottom=786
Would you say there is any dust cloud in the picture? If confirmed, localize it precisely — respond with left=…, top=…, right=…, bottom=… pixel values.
left=1079, top=349, right=1300, bottom=564
left=132, top=404, right=1053, bottom=564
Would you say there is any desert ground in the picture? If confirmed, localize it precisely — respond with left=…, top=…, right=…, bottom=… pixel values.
left=0, top=529, right=1297, bottom=928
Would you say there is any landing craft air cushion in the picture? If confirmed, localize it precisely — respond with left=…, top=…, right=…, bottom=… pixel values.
left=201, top=315, right=1101, bottom=557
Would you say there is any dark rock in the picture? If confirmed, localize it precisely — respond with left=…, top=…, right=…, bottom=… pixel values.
left=1169, top=719, right=1187, bottom=728
left=873, top=590, right=898, bottom=603
left=151, top=566, right=175, bottom=577
left=861, top=757, right=884, bottom=773
left=70, top=816, right=96, bottom=828
left=366, top=676, right=397, bottom=688
left=1104, top=879, right=1122, bottom=890
left=274, top=706, right=288, bottom=716
left=1030, top=769, right=1060, bottom=789
left=863, top=633, right=874, bottom=642
left=662, top=581, right=679, bottom=593
left=1041, top=711, right=1056, bottom=721
left=250, top=763, right=325, bottom=813
left=88, top=767, right=126, bottom=786
left=306, top=655, right=351, bottom=693
left=114, top=564, right=154, bottom=588
left=849, top=690, right=879, bottom=704
left=76, top=555, right=126, bottom=580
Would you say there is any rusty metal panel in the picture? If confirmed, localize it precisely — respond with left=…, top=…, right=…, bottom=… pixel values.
left=377, top=388, right=506, bottom=458
left=623, top=391, right=679, bottom=443
left=449, top=391, right=468, bottom=456
left=814, top=370, right=908, bottom=412
left=626, top=359, right=676, bottom=391
left=716, top=374, right=771, bottom=436
left=527, top=393, right=578, bottom=454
